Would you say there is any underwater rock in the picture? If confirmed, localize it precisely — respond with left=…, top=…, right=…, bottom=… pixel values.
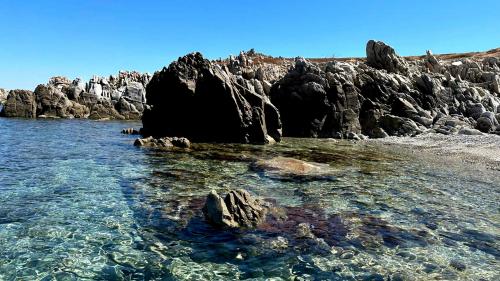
left=202, top=189, right=268, bottom=228
left=251, top=156, right=336, bottom=181
left=134, top=136, right=191, bottom=149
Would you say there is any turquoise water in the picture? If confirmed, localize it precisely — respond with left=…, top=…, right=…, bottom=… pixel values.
left=0, top=118, right=498, bottom=280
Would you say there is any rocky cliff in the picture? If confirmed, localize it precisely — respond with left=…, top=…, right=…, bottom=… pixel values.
left=1, top=71, right=151, bottom=119
left=2, top=40, right=499, bottom=141
left=142, top=41, right=499, bottom=142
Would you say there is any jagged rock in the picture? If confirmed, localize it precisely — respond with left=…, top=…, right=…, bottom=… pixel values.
left=34, top=84, right=89, bottom=118
left=425, top=50, right=442, bottom=73
left=143, top=52, right=281, bottom=144
left=366, top=40, right=409, bottom=74
left=251, top=156, right=336, bottom=181
left=202, top=189, right=267, bottom=228
left=134, top=136, right=191, bottom=149
left=115, top=97, right=141, bottom=120
left=1, top=90, right=37, bottom=118
left=270, top=58, right=361, bottom=138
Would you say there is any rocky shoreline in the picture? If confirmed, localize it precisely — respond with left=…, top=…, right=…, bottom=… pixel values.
left=0, top=71, right=150, bottom=120
left=1, top=40, right=499, bottom=140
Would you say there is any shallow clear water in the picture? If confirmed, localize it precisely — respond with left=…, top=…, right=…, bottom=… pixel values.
left=0, top=118, right=498, bottom=280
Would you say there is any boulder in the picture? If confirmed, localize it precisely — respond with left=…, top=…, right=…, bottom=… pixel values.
left=366, top=40, right=409, bottom=74
left=134, top=136, right=191, bottom=149
left=202, top=189, right=267, bottom=228
left=379, top=114, right=422, bottom=136
left=476, top=112, right=498, bottom=133
left=143, top=52, right=281, bottom=144
left=1, top=90, right=37, bottom=118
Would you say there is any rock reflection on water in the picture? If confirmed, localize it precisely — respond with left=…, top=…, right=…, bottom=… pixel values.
left=0, top=119, right=498, bottom=280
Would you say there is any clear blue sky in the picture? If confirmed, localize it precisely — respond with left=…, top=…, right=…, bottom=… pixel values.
left=1, top=0, right=499, bottom=89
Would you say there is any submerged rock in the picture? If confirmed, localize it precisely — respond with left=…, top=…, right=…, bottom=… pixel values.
left=202, top=189, right=268, bottom=228
left=251, top=156, right=336, bottom=181
left=134, top=136, right=191, bottom=149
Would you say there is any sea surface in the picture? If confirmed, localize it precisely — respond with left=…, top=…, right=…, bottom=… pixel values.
left=0, top=118, right=498, bottom=280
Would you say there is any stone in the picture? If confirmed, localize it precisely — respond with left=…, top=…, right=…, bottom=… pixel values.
left=251, top=156, right=336, bottom=181
left=1, top=90, right=37, bottom=118
left=379, top=114, right=422, bottom=136
left=143, top=52, right=281, bottom=144
left=476, top=112, right=498, bottom=133
left=134, top=136, right=191, bottom=149
left=366, top=40, right=409, bottom=74
left=202, top=189, right=267, bottom=228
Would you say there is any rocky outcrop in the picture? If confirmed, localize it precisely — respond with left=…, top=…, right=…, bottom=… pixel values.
left=133, top=136, right=191, bottom=149
left=1, top=90, right=37, bottom=118
left=269, top=41, right=500, bottom=139
left=1, top=71, right=150, bottom=120
left=202, top=189, right=268, bottom=228
left=34, top=84, right=89, bottom=118
left=366, top=40, right=409, bottom=74
left=143, top=52, right=282, bottom=144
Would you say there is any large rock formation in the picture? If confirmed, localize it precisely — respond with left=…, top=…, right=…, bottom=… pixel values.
left=143, top=52, right=282, bottom=144
left=0, top=71, right=150, bottom=120
left=1, top=90, right=37, bottom=118
left=269, top=41, right=500, bottom=138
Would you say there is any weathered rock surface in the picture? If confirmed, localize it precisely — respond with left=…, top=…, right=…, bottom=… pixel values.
left=251, top=156, right=336, bottom=181
left=268, top=41, right=500, bottom=139
left=35, top=84, right=89, bottom=118
left=1, top=90, right=37, bottom=118
left=143, top=52, right=281, bottom=144
left=366, top=40, right=409, bottom=74
left=1, top=71, right=150, bottom=120
left=0, top=88, right=7, bottom=104
left=203, top=189, right=268, bottom=228
left=134, top=136, right=191, bottom=149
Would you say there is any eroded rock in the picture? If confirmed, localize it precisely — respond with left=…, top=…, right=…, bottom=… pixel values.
left=202, top=189, right=268, bottom=228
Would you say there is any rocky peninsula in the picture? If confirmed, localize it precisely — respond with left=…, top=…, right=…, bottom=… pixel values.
left=1, top=40, right=499, bottom=141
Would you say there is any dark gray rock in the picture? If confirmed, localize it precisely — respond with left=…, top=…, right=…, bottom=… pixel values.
left=366, top=40, right=409, bottom=74
left=202, top=189, right=267, bottom=228
left=143, top=52, right=281, bottom=144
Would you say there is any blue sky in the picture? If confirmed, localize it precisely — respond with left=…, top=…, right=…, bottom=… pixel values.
left=1, top=0, right=499, bottom=89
